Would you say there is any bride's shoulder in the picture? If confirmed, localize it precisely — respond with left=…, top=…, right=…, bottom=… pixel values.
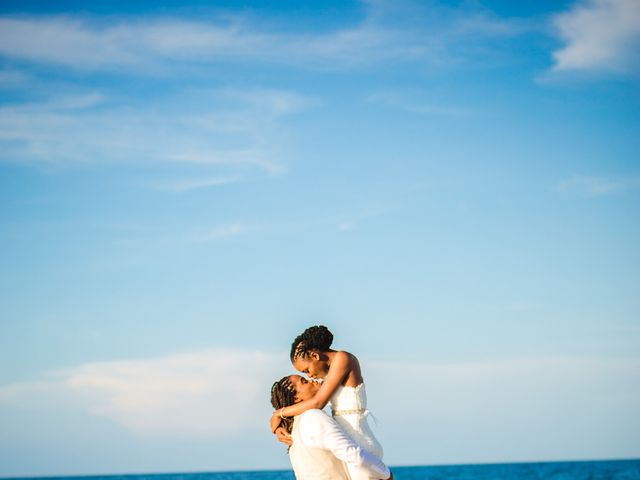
left=334, top=350, right=352, bottom=359
left=334, top=350, right=360, bottom=366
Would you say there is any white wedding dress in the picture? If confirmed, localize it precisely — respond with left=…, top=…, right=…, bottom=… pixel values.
left=329, top=383, right=384, bottom=480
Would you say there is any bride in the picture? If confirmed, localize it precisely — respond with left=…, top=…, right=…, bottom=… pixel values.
left=270, top=326, right=384, bottom=480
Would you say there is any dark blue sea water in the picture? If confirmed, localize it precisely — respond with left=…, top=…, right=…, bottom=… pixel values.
left=7, top=460, right=640, bottom=480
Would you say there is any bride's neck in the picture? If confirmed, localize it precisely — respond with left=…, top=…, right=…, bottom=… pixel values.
left=324, top=349, right=337, bottom=365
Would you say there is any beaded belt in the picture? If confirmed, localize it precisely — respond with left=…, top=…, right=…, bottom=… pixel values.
left=332, top=408, right=366, bottom=416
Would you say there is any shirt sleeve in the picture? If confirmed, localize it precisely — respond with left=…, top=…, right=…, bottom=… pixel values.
left=298, top=410, right=390, bottom=479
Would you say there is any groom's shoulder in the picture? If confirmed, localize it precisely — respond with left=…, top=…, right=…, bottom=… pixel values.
left=298, top=409, right=332, bottom=438
left=300, top=409, right=328, bottom=420
left=298, top=408, right=330, bottom=426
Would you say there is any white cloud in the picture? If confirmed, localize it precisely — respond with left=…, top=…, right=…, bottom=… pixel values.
left=147, top=176, right=240, bottom=192
left=0, top=88, right=311, bottom=172
left=366, top=91, right=473, bottom=117
left=0, top=5, right=525, bottom=174
left=551, top=0, right=640, bottom=73
left=191, top=222, right=250, bottom=242
left=0, top=68, right=32, bottom=87
left=556, top=175, right=640, bottom=197
left=220, top=88, right=321, bottom=117
left=0, top=15, right=409, bottom=71
left=0, top=3, right=524, bottom=73
left=3, top=350, right=638, bottom=454
left=0, top=349, right=289, bottom=437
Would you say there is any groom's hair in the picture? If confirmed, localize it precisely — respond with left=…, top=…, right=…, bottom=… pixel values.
left=271, top=376, right=297, bottom=434
left=290, top=325, right=334, bottom=361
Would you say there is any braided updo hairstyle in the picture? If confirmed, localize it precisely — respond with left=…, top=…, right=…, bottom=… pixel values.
left=270, top=376, right=297, bottom=434
left=289, top=325, right=334, bottom=362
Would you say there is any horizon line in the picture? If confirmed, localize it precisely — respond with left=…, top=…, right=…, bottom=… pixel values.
left=3, top=457, right=639, bottom=479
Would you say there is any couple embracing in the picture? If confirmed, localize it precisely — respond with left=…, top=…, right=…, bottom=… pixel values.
left=269, top=326, right=394, bottom=480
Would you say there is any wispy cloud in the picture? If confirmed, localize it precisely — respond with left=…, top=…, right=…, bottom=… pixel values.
left=0, top=3, right=526, bottom=174
left=2, top=351, right=638, bottom=450
left=0, top=2, right=525, bottom=73
left=0, top=88, right=312, bottom=172
left=102, top=221, right=253, bottom=257
left=338, top=222, right=355, bottom=231
left=147, top=176, right=240, bottom=193
left=191, top=222, right=251, bottom=242
left=0, top=68, right=32, bottom=87
left=556, top=174, right=640, bottom=197
left=366, top=91, right=474, bottom=117
left=0, top=349, right=287, bottom=436
left=551, top=0, right=640, bottom=74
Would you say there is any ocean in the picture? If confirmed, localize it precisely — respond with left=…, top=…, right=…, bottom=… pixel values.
left=8, top=460, right=640, bottom=480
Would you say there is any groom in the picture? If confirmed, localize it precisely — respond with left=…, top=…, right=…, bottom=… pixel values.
left=271, top=374, right=392, bottom=480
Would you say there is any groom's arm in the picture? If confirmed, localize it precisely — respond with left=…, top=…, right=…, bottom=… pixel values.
left=298, top=410, right=391, bottom=479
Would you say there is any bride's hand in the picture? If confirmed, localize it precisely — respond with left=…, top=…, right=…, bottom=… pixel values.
left=270, top=411, right=282, bottom=433
left=275, top=426, right=292, bottom=446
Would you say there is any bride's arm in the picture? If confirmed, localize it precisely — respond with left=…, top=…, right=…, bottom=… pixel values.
left=270, top=352, right=350, bottom=432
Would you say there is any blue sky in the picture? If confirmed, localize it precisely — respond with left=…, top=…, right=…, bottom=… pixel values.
left=1, top=0, right=639, bottom=476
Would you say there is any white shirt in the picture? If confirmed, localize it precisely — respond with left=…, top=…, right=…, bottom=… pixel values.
left=296, top=409, right=390, bottom=479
